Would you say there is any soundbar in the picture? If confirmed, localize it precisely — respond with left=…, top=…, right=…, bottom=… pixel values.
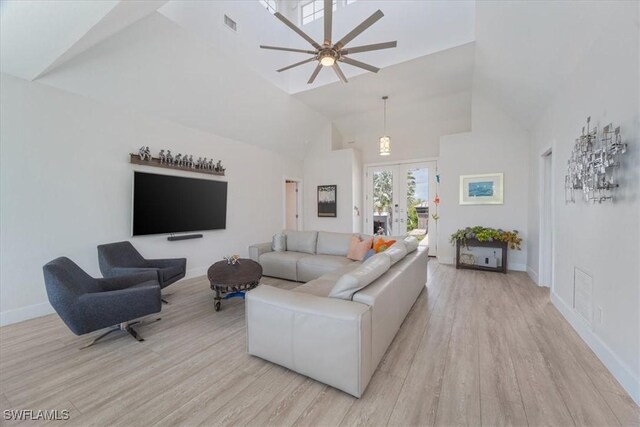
left=167, top=234, right=203, bottom=241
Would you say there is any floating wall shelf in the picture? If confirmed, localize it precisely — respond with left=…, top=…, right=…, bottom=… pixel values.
left=129, top=154, right=225, bottom=177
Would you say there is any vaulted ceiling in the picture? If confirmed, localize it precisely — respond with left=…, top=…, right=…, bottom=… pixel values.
left=0, top=0, right=614, bottom=157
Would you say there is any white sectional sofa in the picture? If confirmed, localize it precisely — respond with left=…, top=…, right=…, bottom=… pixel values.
left=247, top=230, right=428, bottom=398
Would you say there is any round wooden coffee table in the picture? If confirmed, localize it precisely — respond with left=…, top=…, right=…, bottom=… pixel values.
left=207, top=259, right=262, bottom=311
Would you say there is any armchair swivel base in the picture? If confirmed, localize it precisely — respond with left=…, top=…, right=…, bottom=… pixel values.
left=81, top=318, right=161, bottom=349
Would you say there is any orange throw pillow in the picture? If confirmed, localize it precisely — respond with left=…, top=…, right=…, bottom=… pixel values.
left=347, top=236, right=373, bottom=261
left=374, top=238, right=396, bottom=253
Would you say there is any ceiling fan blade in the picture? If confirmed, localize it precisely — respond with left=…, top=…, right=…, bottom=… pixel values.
left=260, top=45, right=317, bottom=54
left=324, top=0, right=332, bottom=45
left=332, top=62, right=348, bottom=83
left=307, top=63, right=323, bottom=84
left=339, top=56, right=380, bottom=73
left=334, top=9, right=384, bottom=50
left=274, top=12, right=322, bottom=50
left=342, top=41, right=397, bottom=55
left=277, top=57, right=317, bottom=72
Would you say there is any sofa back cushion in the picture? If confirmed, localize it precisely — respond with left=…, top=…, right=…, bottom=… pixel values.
left=284, top=230, right=318, bottom=254
left=385, top=241, right=408, bottom=265
left=347, top=236, right=373, bottom=261
left=329, top=253, right=391, bottom=300
left=316, top=231, right=353, bottom=256
left=403, top=236, right=419, bottom=253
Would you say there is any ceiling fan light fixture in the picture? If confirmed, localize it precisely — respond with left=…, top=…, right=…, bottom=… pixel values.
left=379, top=96, right=391, bottom=156
left=320, top=55, right=336, bottom=67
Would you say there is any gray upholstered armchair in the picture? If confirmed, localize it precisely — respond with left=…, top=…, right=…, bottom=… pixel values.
left=43, top=257, right=162, bottom=347
left=97, top=241, right=186, bottom=302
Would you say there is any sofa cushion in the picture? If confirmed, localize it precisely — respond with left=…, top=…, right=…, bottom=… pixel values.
left=403, top=236, right=419, bottom=253
left=329, top=253, right=391, bottom=300
left=292, top=277, right=337, bottom=297
left=362, top=249, right=376, bottom=262
left=347, top=236, right=373, bottom=261
left=297, top=254, right=354, bottom=283
left=259, top=251, right=308, bottom=281
left=385, top=241, right=408, bottom=265
left=319, top=262, right=361, bottom=281
left=374, top=238, right=396, bottom=253
left=284, top=231, right=318, bottom=255
left=317, top=232, right=353, bottom=257
left=271, top=233, right=287, bottom=252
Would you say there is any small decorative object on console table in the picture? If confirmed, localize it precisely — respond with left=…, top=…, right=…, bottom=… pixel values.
left=207, top=258, right=262, bottom=311
left=450, top=226, right=522, bottom=274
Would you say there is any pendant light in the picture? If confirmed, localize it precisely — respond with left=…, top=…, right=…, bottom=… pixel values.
left=379, top=96, right=391, bottom=156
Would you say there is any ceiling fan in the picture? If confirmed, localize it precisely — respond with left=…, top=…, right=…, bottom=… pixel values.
left=260, top=0, right=397, bottom=84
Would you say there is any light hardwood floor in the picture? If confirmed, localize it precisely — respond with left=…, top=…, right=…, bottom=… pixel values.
left=1, top=261, right=638, bottom=426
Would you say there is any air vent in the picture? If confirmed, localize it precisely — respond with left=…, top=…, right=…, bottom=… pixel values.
left=224, top=15, right=237, bottom=31
left=574, top=267, right=593, bottom=326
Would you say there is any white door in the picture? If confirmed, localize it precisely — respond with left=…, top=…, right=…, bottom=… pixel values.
left=366, top=161, right=437, bottom=256
left=540, top=150, right=553, bottom=287
left=285, top=181, right=299, bottom=231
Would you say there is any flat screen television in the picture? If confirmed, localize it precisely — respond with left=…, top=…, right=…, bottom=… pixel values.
left=132, top=171, right=227, bottom=236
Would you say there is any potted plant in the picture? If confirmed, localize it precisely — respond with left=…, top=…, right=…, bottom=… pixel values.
left=450, top=226, right=522, bottom=250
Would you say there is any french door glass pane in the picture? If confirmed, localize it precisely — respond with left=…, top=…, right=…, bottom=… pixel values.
left=372, top=170, right=393, bottom=235
left=406, top=167, right=428, bottom=239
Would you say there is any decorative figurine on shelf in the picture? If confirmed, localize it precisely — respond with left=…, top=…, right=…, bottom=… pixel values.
left=208, top=159, right=215, bottom=170
left=159, top=149, right=166, bottom=164
left=215, top=161, right=222, bottom=172
left=165, top=150, right=173, bottom=165
left=138, top=146, right=151, bottom=161
left=174, top=153, right=182, bottom=166
left=188, top=155, right=195, bottom=169
left=223, top=255, right=241, bottom=265
left=196, top=157, right=203, bottom=169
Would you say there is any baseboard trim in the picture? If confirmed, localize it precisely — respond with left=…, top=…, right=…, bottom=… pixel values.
left=1, top=265, right=210, bottom=327
left=527, top=266, right=540, bottom=285
left=551, top=291, right=640, bottom=405
left=437, top=256, right=526, bottom=272
left=0, top=302, right=55, bottom=326
left=437, top=256, right=454, bottom=265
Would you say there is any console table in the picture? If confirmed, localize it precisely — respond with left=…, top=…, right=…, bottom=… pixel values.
left=456, top=238, right=508, bottom=273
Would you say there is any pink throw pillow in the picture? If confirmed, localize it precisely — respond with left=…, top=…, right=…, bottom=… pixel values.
left=347, top=236, right=373, bottom=261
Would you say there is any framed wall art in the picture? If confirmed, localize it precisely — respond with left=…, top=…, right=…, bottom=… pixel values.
left=317, top=185, right=337, bottom=217
left=459, top=173, right=504, bottom=205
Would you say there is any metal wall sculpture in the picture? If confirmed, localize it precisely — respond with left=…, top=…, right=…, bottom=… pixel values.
left=565, top=117, right=627, bottom=204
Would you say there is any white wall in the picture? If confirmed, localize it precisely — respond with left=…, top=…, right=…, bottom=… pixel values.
left=527, top=1, right=639, bottom=402
left=351, top=148, right=363, bottom=233
left=335, top=92, right=472, bottom=164
left=437, top=95, right=530, bottom=270
left=0, top=74, right=302, bottom=325
left=302, top=124, right=358, bottom=233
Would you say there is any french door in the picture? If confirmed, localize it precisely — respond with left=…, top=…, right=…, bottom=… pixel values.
left=365, top=161, right=437, bottom=256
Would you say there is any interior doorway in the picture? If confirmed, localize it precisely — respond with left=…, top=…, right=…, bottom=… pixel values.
left=540, top=149, right=553, bottom=287
left=284, top=179, right=301, bottom=231
left=365, top=160, right=437, bottom=256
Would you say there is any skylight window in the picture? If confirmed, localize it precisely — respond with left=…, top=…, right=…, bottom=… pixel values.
left=301, top=0, right=337, bottom=25
left=259, top=0, right=277, bottom=14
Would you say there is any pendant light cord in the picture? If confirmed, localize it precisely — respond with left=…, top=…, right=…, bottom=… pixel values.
left=383, top=95, right=388, bottom=135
